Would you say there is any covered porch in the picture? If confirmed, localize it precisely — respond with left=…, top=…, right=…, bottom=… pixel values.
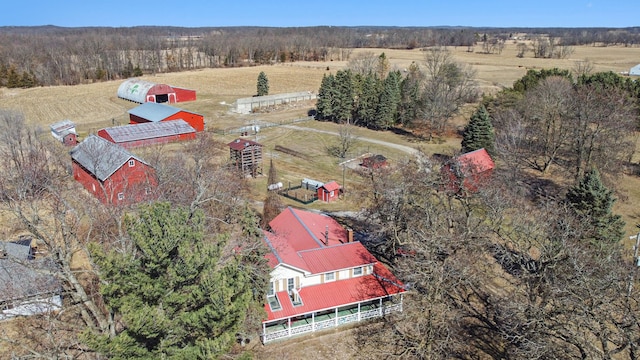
left=262, top=294, right=403, bottom=343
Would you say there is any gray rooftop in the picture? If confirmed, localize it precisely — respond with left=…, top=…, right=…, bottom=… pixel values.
left=70, top=135, right=148, bottom=181
left=0, top=241, right=61, bottom=303
left=102, top=119, right=195, bottom=143
left=127, top=102, right=183, bottom=122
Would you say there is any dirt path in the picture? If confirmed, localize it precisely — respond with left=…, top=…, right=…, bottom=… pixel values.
left=282, top=125, right=420, bottom=155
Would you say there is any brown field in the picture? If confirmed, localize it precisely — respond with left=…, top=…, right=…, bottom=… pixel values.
left=1, top=42, right=640, bottom=228
left=1, top=43, right=640, bottom=358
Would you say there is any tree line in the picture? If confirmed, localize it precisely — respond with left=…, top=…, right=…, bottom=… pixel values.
left=315, top=49, right=478, bottom=139
left=0, top=25, right=639, bottom=87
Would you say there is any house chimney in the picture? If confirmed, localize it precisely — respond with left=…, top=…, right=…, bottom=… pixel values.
left=347, top=229, right=353, bottom=243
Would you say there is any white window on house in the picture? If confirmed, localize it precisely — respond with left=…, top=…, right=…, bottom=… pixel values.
left=353, top=267, right=363, bottom=277
left=128, top=159, right=135, bottom=167
left=325, top=272, right=335, bottom=282
left=117, top=192, right=124, bottom=201
left=330, top=190, right=334, bottom=197
left=287, top=278, right=295, bottom=292
left=267, top=281, right=275, bottom=297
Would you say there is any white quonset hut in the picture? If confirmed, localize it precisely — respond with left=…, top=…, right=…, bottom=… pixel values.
left=118, top=79, right=176, bottom=103
left=117, top=78, right=197, bottom=104
left=630, top=64, right=640, bottom=76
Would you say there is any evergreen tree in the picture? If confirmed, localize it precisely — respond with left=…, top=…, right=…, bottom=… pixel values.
left=374, top=70, right=402, bottom=129
left=566, top=168, right=625, bottom=246
left=354, top=72, right=381, bottom=127
left=316, top=73, right=335, bottom=120
left=262, top=160, right=284, bottom=229
left=398, top=62, right=423, bottom=126
left=333, top=69, right=355, bottom=123
left=461, top=105, right=495, bottom=155
left=257, top=71, right=269, bottom=96
left=89, top=202, right=263, bottom=359
left=6, top=66, right=20, bottom=88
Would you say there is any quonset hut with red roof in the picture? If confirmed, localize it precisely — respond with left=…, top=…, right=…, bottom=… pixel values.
left=117, top=78, right=196, bottom=104
left=261, top=206, right=405, bottom=343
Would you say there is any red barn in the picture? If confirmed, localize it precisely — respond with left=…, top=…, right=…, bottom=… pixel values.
left=117, top=78, right=196, bottom=104
left=70, top=135, right=158, bottom=205
left=444, top=148, right=495, bottom=193
left=128, top=102, right=204, bottom=132
left=318, top=181, right=342, bottom=202
left=97, top=120, right=196, bottom=149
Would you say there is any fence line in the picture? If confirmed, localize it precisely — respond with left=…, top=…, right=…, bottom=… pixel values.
left=211, top=116, right=313, bottom=135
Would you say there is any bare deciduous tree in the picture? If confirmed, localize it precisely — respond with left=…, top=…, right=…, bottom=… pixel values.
left=416, top=47, right=478, bottom=140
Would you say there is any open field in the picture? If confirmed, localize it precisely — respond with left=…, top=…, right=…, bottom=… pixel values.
left=1, top=42, right=639, bottom=220
left=1, top=42, right=640, bottom=359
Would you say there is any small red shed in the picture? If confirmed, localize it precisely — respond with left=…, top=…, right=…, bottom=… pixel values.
left=444, top=148, right=495, bottom=193
left=50, top=120, right=78, bottom=146
left=128, top=102, right=204, bottom=132
left=318, top=181, right=342, bottom=202
left=70, top=135, right=158, bottom=205
left=97, top=120, right=196, bottom=149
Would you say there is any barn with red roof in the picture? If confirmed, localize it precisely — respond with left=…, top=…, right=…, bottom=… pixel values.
left=128, top=102, right=204, bottom=132
left=97, top=120, right=196, bottom=149
left=444, top=148, right=495, bottom=193
left=261, top=207, right=405, bottom=343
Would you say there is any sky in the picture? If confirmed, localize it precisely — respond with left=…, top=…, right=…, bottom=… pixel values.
left=1, top=0, right=637, bottom=28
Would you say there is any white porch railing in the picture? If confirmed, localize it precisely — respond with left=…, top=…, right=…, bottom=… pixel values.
left=262, top=299, right=403, bottom=343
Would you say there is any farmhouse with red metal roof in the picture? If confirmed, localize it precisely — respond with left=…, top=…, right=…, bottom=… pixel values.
left=261, top=207, right=405, bottom=343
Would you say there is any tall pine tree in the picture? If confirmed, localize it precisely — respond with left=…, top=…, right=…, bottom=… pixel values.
left=89, top=202, right=265, bottom=359
left=316, top=73, right=335, bottom=120
left=374, top=70, right=402, bottom=129
left=257, top=71, right=269, bottom=96
left=566, top=168, right=625, bottom=246
left=461, top=105, right=495, bottom=155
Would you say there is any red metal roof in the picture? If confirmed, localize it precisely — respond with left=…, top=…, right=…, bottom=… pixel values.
left=228, top=138, right=263, bottom=151
left=457, top=148, right=495, bottom=174
left=269, top=207, right=347, bottom=251
left=100, top=120, right=195, bottom=143
left=320, top=181, right=341, bottom=192
left=299, top=242, right=376, bottom=274
left=265, top=263, right=405, bottom=321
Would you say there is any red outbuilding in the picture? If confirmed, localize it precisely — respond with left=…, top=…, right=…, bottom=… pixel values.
left=444, top=148, right=495, bottom=194
left=317, top=181, right=342, bottom=202
left=361, top=154, right=388, bottom=169
left=117, top=78, right=196, bottom=104
left=128, top=102, right=204, bottom=132
left=70, top=135, right=158, bottom=205
left=97, top=120, right=196, bottom=149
